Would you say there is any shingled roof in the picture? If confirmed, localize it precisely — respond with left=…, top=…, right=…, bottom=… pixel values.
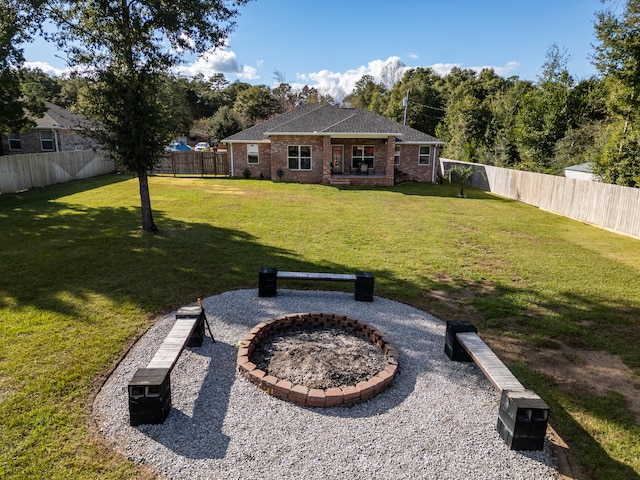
left=34, top=102, right=93, bottom=130
left=223, top=104, right=443, bottom=145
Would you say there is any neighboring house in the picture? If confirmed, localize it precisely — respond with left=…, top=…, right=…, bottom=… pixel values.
left=1, top=102, right=95, bottom=155
left=564, top=162, right=600, bottom=182
left=222, top=104, right=444, bottom=186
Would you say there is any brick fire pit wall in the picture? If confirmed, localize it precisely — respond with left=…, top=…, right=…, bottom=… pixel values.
left=237, top=313, right=399, bottom=407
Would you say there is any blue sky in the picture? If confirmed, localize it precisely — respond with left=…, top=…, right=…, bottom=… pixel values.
left=23, top=0, right=607, bottom=100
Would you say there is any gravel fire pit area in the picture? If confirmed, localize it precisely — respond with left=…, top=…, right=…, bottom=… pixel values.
left=93, top=289, right=557, bottom=479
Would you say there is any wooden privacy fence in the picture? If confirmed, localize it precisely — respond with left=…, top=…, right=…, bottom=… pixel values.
left=154, top=151, right=230, bottom=177
left=0, top=150, right=116, bottom=194
left=441, top=158, right=640, bottom=240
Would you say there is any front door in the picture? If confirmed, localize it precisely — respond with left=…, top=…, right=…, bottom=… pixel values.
left=331, top=145, right=343, bottom=173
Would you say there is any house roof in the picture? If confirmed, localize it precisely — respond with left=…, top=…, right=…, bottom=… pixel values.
left=564, top=162, right=593, bottom=173
left=222, top=104, right=444, bottom=145
left=34, top=102, right=93, bottom=130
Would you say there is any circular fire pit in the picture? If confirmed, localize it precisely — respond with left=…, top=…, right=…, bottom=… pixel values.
left=237, top=313, right=398, bottom=407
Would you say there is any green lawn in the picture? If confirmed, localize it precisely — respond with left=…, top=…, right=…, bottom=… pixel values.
left=1, top=175, right=639, bottom=479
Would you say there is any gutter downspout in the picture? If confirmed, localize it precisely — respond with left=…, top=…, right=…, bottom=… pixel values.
left=431, top=145, right=436, bottom=183
left=229, top=143, right=234, bottom=177
left=53, top=129, right=59, bottom=152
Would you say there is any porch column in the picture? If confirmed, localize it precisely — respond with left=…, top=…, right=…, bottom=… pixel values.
left=386, top=136, right=395, bottom=185
left=322, top=135, right=332, bottom=185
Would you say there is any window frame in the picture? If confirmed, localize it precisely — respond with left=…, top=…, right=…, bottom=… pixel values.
left=352, top=145, right=375, bottom=169
left=40, top=130, right=55, bottom=151
left=247, top=144, right=259, bottom=164
left=418, top=145, right=431, bottom=165
left=8, top=133, right=21, bottom=151
left=287, top=145, right=312, bottom=170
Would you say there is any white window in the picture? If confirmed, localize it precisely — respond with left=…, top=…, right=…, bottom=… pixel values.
left=352, top=145, right=374, bottom=169
left=9, top=133, right=21, bottom=150
left=394, top=145, right=401, bottom=165
left=288, top=145, right=312, bottom=170
left=418, top=145, right=431, bottom=165
left=247, top=144, right=259, bottom=164
left=40, top=131, right=55, bottom=151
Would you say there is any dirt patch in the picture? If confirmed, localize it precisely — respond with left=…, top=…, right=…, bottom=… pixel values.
left=251, top=326, right=386, bottom=389
left=483, top=332, right=640, bottom=480
left=484, top=333, right=640, bottom=422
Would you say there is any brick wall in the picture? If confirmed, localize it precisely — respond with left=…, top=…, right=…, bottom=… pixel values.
left=227, top=137, right=440, bottom=185
left=395, top=144, right=440, bottom=183
left=1, top=129, right=94, bottom=155
left=268, top=135, right=326, bottom=183
left=230, top=142, right=271, bottom=179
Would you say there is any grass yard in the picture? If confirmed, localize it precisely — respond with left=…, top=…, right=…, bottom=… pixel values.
left=0, top=174, right=639, bottom=479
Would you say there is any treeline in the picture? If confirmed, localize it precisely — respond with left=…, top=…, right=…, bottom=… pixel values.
left=345, top=48, right=609, bottom=178
left=19, top=68, right=333, bottom=146
left=12, top=47, right=630, bottom=188
left=18, top=0, right=640, bottom=189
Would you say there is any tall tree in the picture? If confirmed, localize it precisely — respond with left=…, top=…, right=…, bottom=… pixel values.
left=208, top=105, right=243, bottom=141
left=233, top=85, right=283, bottom=126
left=592, top=0, right=640, bottom=186
left=385, top=67, right=445, bottom=135
left=514, top=44, right=574, bottom=172
left=45, top=0, right=251, bottom=232
left=0, top=1, right=46, bottom=155
left=348, top=75, right=386, bottom=113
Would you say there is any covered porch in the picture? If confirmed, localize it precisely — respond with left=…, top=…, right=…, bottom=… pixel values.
left=323, top=137, right=395, bottom=187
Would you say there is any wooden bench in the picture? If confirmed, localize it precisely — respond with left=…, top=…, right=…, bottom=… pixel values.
left=258, top=267, right=374, bottom=302
left=445, top=320, right=549, bottom=451
left=128, top=306, right=208, bottom=426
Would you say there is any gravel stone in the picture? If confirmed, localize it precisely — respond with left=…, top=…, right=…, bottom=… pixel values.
left=93, top=289, right=557, bottom=479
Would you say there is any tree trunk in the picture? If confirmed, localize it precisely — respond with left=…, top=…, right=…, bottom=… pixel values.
left=138, top=172, right=158, bottom=233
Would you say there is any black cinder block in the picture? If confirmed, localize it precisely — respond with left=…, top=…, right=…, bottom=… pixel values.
left=444, top=320, right=477, bottom=361
left=176, top=306, right=205, bottom=347
left=128, top=368, right=171, bottom=426
left=354, top=272, right=374, bottom=302
left=258, top=267, right=278, bottom=297
left=497, top=389, right=549, bottom=451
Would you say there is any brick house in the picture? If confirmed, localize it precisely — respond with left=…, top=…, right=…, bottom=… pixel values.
left=222, top=104, right=444, bottom=186
left=1, top=102, right=95, bottom=155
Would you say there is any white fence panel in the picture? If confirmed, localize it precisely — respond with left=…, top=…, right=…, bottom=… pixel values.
left=0, top=150, right=115, bottom=193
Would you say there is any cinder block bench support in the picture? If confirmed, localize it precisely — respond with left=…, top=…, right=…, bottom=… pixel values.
left=258, top=267, right=374, bottom=302
left=128, top=306, right=205, bottom=426
left=444, top=320, right=550, bottom=451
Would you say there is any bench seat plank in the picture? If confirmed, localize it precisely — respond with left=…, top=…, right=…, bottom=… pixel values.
left=456, top=332, right=524, bottom=395
left=277, top=271, right=357, bottom=282
left=147, top=318, right=198, bottom=371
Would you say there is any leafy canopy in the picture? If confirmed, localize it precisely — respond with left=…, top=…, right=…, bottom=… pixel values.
left=43, top=0, right=252, bottom=231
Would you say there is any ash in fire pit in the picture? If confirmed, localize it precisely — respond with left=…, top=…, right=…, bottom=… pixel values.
left=252, top=326, right=386, bottom=389
left=237, top=313, right=398, bottom=407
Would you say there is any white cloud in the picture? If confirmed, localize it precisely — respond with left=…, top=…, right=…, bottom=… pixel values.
left=176, top=48, right=258, bottom=80
left=298, top=56, right=408, bottom=101
left=429, top=62, right=462, bottom=76
left=298, top=59, right=522, bottom=101
left=23, top=61, right=67, bottom=76
left=489, top=60, right=521, bottom=76
left=408, top=52, right=419, bottom=59
left=429, top=61, right=521, bottom=77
